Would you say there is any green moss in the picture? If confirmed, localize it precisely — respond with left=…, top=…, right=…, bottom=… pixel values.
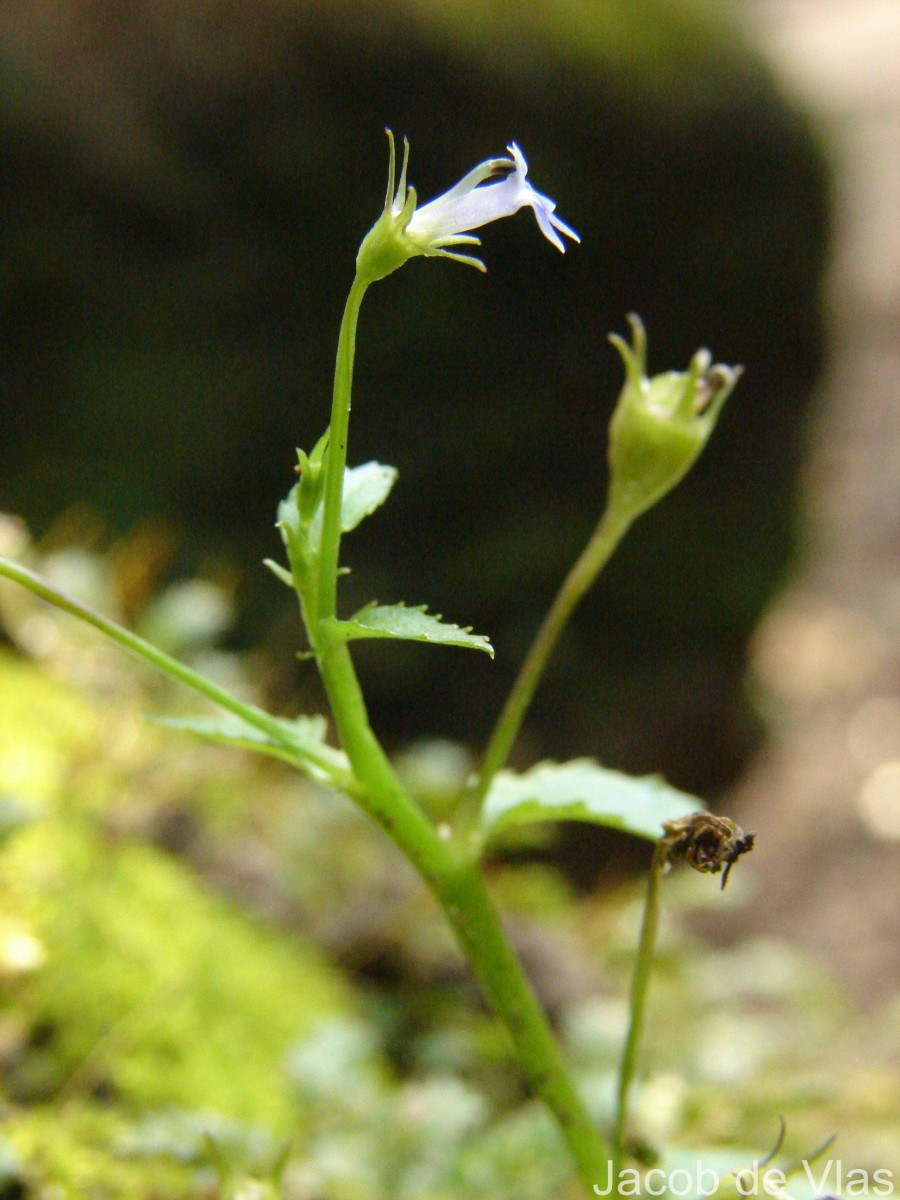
left=0, top=649, right=100, bottom=806
left=3, top=818, right=348, bottom=1130
left=3, top=1103, right=196, bottom=1200
left=0, top=651, right=353, bottom=1192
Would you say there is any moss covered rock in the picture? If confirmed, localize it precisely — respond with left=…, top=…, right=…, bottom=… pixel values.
left=1, top=1104, right=196, bottom=1200
left=3, top=818, right=348, bottom=1128
left=0, top=650, right=353, bottom=1192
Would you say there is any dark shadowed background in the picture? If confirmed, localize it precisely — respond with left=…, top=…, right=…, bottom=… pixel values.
left=0, top=0, right=829, bottom=871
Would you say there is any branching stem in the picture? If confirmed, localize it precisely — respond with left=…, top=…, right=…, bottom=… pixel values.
left=308, top=274, right=611, bottom=1193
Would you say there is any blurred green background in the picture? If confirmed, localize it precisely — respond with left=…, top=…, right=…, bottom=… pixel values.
left=0, top=0, right=828, bottom=821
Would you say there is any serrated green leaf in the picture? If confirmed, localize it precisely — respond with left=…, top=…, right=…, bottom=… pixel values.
left=339, top=461, right=399, bottom=533
left=150, top=712, right=352, bottom=789
left=276, top=485, right=302, bottom=539
left=308, top=461, right=398, bottom=545
left=480, top=759, right=701, bottom=845
left=278, top=461, right=397, bottom=556
left=335, top=604, right=494, bottom=657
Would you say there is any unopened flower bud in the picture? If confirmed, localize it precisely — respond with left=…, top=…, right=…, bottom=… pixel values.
left=296, top=432, right=330, bottom=527
left=606, top=314, right=741, bottom=524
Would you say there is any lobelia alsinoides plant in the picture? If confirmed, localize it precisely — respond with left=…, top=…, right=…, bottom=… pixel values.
left=0, top=133, right=745, bottom=1195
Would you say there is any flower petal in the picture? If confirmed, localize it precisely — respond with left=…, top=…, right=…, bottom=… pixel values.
left=408, top=157, right=517, bottom=238
left=506, top=143, right=581, bottom=252
left=406, top=142, right=579, bottom=254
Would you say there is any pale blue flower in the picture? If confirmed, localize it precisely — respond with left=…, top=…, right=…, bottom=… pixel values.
left=406, top=141, right=580, bottom=264
left=357, top=133, right=580, bottom=282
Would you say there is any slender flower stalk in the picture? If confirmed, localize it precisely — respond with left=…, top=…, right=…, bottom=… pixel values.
left=316, top=275, right=369, bottom=626
left=475, top=506, right=633, bottom=803
left=611, top=840, right=669, bottom=1184
left=612, top=815, right=754, bottom=1183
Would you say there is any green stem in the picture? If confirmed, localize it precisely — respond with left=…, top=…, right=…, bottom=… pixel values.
left=612, top=839, right=669, bottom=1182
left=475, top=507, right=632, bottom=802
left=319, top=639, right=610, bottom=1190
left=317, top=274, right=369, bottom=624
left=309, top=274, right=610, bottom=1193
